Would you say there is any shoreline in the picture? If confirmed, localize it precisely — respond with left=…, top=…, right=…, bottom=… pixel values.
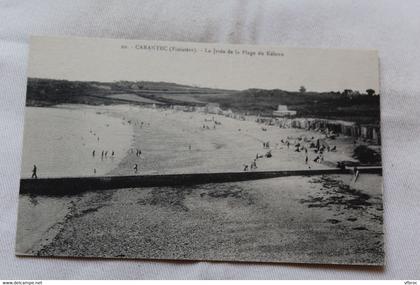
left=20, top=105, right=134, bottom=178
left=26, top=173, right=383, bottom=265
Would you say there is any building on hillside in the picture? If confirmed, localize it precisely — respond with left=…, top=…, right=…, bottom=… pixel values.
left=195, top=106, right=206, bottom=113
left=172, top=105, right=194, bottom=112
left=205, top=103, right=223, bottom=114
left=272, top=105, right=297, bottom=117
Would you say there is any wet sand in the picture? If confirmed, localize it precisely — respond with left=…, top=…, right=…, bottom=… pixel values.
left=29, top=174, right=383, bottom=265
left=21, top=105, right=133, bottom=178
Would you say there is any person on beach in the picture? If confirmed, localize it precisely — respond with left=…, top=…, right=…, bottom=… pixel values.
left=101, top=151, right=104, bottom=159
left=134, top=164, right=138, bottom=173
left=92, top=150, right=95, bottom=157
left=305, top=155, right=309, bottom=164
left=353, top=166, right=360, bottom=182
left=243, top=164, right=249, bottom=171
left=31, top=164, right=37, bottom=179
left=251, top=160, right=257, bottom=170
left=111, top=151, right=114, bottom=157
left=94, top=168, right=96, bottom=174
left=353, top=166, right=358, bottom=175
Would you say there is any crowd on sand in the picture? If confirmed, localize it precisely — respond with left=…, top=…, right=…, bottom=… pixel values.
left=28, top=110, right=350, bottom=179
left=241, top=132, right=337, bottom=172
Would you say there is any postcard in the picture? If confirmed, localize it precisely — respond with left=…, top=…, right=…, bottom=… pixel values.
left=16, top=36, right=383, bottom=265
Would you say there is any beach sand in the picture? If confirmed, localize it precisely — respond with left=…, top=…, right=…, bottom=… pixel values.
left=30, top=174, right=383, bottom=265
left=21, top=104, right=357, bottom=178
left=21, top=105, right=133, bottom=178
left=107, top=105, right=357, bottom=175
left=16, top=104, right=383, bottom=264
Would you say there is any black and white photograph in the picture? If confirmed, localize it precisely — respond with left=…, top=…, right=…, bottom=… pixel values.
left=16, top=36, right=383, bottom=266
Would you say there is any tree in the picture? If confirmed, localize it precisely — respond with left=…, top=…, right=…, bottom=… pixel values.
left=343, top=89, right=353, bottom=96
left=366, top=89, right=376, bottom=96
left=340, top=89, right=351, bottom=99
left=299, top=86, right=306, bottom=93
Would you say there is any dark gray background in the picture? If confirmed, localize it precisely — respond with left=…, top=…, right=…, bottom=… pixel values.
left=0, top=0, right=419, bottom=279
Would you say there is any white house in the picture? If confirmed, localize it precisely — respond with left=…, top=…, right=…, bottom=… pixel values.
left=205, top=103, right=223, bottom=114
left=273, top=105, right=297, bottom=117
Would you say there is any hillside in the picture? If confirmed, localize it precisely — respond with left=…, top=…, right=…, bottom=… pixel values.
left=26, top=78, right=380, bottom=124
left=204, top=89, right=380, bottom=124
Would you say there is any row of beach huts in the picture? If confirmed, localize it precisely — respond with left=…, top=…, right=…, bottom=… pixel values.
left=265, top=117, right=381, bottom=145
left=168, top=103, right=381, bottom=145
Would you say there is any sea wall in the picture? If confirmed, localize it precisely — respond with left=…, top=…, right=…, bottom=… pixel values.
left=20, top=167, right=382, bottom=196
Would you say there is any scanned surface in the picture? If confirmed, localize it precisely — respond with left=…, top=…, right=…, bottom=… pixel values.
left=16, top=36, right=383, bottom=265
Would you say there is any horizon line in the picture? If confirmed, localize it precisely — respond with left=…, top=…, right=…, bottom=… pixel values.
left=27, top=77, right=379, bottom=95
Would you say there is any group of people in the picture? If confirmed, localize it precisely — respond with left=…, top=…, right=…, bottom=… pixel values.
left=127, top=148, right=143, bottom=173
left=92, top=150, right=115, bottom=159
left=130, top=148, right=142, bottom=157
left=202, top=123, right=217, bottom=130
left=243, top=143, right=273, bottom=172
left=241, top=132, right=340, bottom=173
left=123, top=116, right=150, bottom=174
left=280, top=135, right=340, bottom=167
left=202, top=117, right=222, bottom=130
left=243, top=158, right=258, bottom=171
left=262, top=141, right=270, bottom=149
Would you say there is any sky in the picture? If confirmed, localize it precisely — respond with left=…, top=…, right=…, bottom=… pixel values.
left=28, top=36, right=380, bottom=93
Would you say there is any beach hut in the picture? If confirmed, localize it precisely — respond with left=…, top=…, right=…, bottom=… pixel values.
left=273, top=105, right=297, bottom=117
